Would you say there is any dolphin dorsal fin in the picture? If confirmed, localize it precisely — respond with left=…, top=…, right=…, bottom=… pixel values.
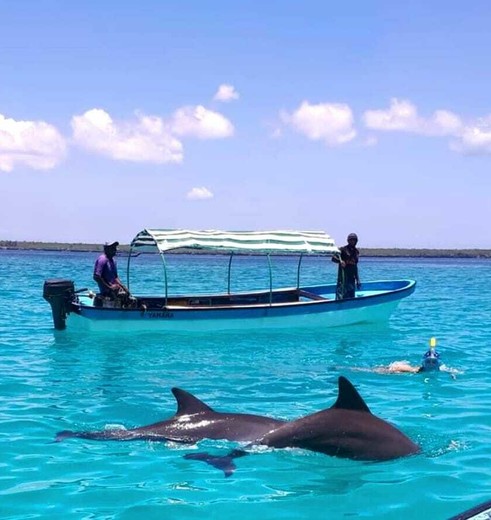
left=171, top=388, right=215, bottom=416
left=331, top=376, right=371, bottom=413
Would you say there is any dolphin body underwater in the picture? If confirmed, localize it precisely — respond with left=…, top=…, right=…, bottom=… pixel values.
left=56, top=376, right=420, bottom=475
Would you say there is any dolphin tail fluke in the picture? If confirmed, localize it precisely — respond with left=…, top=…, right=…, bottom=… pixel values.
left=55, top=430, right=106, bottom=442
left=55, top=430, right=126, bottom=442
left=184, top=449, right=248, bottom=477
left=55, top=430, right=79, bottom=442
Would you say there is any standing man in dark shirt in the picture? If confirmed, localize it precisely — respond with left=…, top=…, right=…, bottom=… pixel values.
left=331, top=233, right=361, bottom=300
left=93, top=241, right=129, bottom=298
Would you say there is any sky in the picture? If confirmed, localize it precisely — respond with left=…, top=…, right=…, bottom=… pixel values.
left=1, top=0, right=491, bottom=248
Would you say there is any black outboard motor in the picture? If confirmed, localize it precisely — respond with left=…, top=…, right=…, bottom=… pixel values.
left=43, top=279, right=75, bottom=330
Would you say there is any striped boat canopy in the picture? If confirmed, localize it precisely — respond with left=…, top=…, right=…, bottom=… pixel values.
left=130, top=229, right=338, bottom=254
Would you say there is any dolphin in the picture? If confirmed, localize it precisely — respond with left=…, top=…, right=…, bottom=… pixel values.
left=56, top=387, right=286, bottom=443
left=56, top=377, right=420, bottom=475
left=258, top=376, right=419, bottom=460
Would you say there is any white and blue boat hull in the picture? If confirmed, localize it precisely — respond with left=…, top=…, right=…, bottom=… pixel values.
left=66, top=280, right=416, bottom=332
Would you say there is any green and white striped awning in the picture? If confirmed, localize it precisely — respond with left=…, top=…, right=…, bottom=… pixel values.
left=130, top=229, right=338, bottom=254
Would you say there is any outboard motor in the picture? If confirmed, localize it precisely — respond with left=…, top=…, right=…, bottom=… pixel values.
left=43, top=279, right=75, bottom=330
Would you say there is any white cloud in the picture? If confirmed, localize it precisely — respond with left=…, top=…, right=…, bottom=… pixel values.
left=280, top=101, right=356, bottom=146
left=362, top=98, right=491, bottom=154
left=213, top=84, right=240, bottom=102
left=363, top=98, right=462, bottom=136
left=0, top=114, right=66, bottom=172
left=170, top=105, right=234, bottom=139
left=71, top=108, right=183, bottom=163
left=186, top=186, right=214, bottom=200
left=451, top=117, right=491, bottom=154
left=431, top=110, right=462, bottom=135
left=363, top=98, right=418, bottom=132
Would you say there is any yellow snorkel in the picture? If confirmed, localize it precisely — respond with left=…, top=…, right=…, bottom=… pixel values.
left=422, top=337, right=440, bottom=371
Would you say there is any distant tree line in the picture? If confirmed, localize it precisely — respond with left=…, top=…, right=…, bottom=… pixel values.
left=0, top=240, right=105, bottom=252
left=360, top=248, right=491, bottom=258
left=1, top=240, right=491, bottom=258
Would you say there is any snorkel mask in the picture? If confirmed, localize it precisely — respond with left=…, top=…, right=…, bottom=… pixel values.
left=421, top=337, right=441, bottom=372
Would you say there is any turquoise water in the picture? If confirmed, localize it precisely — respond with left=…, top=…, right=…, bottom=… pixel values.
left=1, top=251, right=491, bottom=519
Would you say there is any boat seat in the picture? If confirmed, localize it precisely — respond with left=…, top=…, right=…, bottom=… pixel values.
left=298, top=290, right=326, bottom=301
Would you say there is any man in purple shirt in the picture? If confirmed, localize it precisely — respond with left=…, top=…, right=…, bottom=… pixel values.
left=93, top=241, right=129, bottom=297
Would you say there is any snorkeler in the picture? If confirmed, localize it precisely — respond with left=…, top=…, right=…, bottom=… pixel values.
left=348, top=338, right=458, bottom=377
left=373, top=338, right=458, bottom=376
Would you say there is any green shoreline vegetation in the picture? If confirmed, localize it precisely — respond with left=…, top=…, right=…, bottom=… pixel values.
left=1, top=240, right=490, bottom=258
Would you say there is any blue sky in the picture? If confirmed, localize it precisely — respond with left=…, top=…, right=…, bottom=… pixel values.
left=1, top=1, right=490, bottom=248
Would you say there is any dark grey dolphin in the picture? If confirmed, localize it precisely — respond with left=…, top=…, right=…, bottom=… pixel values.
left=56, top=387, right=286, bottom=443
left=259, top=376, right=419, bottom=461
left=56, top=377, right=420, bottom=475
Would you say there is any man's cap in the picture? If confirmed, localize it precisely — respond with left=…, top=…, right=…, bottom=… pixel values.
left=104, top=241, right=119, bottom=248
left=347, top=233, right=358, bottom=241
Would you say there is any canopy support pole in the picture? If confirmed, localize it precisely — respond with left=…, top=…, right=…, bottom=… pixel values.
left=267, top=253, right=273, bottom=305
left=126, top=246, right=133, bottom=292
left=296, top=253, right=304, bottom=290
left=159, top=252, right=168, bottom=306
left=227, top=252, right=234, bottom=294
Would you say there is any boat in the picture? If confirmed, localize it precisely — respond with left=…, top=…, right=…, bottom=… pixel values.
left=43, top=229, right=416, bottom=332
left=448, top=499, right=491, bottom=520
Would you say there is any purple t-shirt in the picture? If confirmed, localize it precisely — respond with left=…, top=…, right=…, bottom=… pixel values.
left=93, top=254, right=118, bottom=295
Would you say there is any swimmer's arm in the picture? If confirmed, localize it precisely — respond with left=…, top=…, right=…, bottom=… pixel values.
left=440, top=364, right=462, bottom=376
left=386, top=361, right=420, bottom=373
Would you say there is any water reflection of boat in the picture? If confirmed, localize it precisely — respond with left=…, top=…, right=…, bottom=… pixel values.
left=43, top=229, right=416, bottom=332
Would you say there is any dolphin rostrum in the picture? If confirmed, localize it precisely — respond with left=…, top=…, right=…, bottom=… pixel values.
left=56, top=377, right=420, bottom=475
